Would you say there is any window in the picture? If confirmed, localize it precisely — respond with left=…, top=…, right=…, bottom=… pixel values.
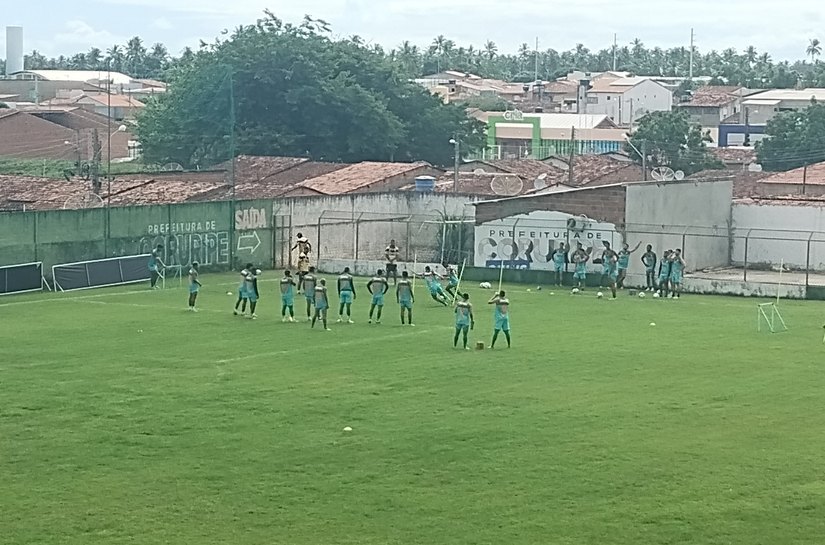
left=606, top=95, right=611, bottom=100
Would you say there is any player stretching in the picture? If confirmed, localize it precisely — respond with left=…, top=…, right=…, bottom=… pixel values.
left=148, top=244, right=165, bottom=289
left=311, top=279, right=331, bottom=331
left=422, top=266, right=449, bottom=306
left=397, top=271, right=415, bottom=326
left=302, top=267, right=317, bottom=321
left=337, top=267, right=356, bottom=323
left=367, top=270, right=389, bottom=324
left=669, top=249, right=686, bottom=299
left=605, top=252, right=619, bottom=299
left=641, top=245, right=657, bottom=291
left=280, top=270, right=297, bottom=322
left=385, top=240, right=400, bottom=285
left=656, top=250, right=672, bottom=298
left=247, top=267, right=260, bottom=319
left=488, top=291, right=511, bottom=348
left=444, top=264, right=460, bottom=299
left=616, top=241, right=641, bottom=289
left=296, top=252, right=310, bottom=293
left=571, top=243, right=589, bottom=290
left=600, top=241, right=618, bottom=288
left=187, top=261, right=201, bottom=312
left=552, top=243, right=567, bottom=286
left=454, top=292, right=474, bottom=350
left=233, top=263, right=253, bottom=316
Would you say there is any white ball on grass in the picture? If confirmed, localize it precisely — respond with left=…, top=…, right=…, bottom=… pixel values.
left=638, top=292, right=646, bottom=298
left=597, top=292, right=604, bottom=298
left=343, top=426, right=353, bottom=432
left=536, top=286, right=542, bottom=291
left=527, top=288, right=531, bottom=292
left=653, top=292, right=661, bottom=298
left=571, top=288, right=580, bottom=295
left=226, top=291, right=233, bottom=296
left=650, top=322, right=656, bottom=327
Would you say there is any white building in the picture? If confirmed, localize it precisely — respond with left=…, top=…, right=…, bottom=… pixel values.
left=584, top=76, right=673, bottom=125
left=742, top=88, right=825, bottom=125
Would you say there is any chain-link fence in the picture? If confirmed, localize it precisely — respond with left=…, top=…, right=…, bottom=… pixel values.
left=275, top=210, right=475, bottom=270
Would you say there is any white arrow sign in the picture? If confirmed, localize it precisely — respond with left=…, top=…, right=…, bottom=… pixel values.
left=237, top=231, right=261, bottom=253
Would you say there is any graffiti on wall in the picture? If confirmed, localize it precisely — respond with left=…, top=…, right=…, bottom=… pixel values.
left=474, top=210, right=618, bottom=270
left=139, top=220, right=229, bottom=266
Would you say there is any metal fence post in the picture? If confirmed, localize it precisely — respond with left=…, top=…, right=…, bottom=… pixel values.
left=316, top=213, right=323, bottom=270
left=743, top=229, right=752, bottom=282
left=806, top=232, right=814, bottom=288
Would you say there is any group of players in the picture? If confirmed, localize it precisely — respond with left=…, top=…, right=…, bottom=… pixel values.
left=551, top=241, right=687, bottom=299
left=170, top=234, right=512, bottom=349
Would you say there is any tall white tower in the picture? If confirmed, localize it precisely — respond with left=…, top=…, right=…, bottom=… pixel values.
left=6, top=26, right=24, bottom=75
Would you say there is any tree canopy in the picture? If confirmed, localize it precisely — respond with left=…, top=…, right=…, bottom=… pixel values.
left=756, top=102, right=825, bottom=171
left=135, top=14, right=485, bottom=168
left=626, top=110, right=721, bottom=175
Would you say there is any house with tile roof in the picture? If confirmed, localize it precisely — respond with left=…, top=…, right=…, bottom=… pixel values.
left=677, top=86, right=747, bottom=126
left=284, top=161, right=442, bottom=197
left=584, top=76, right=673, bottom=126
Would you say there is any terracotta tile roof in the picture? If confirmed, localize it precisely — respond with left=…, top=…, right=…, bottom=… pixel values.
left=296, top=161, right=435, bottom=195
left=542, top=81, right=578, bottom=94
left=708, top=147, right=756, bottom=165
left=0, top=175, right=226, bottom=210
left=432, top=172, right=535, bottom=197
left=230, top=155, right=309, bottom=183
left=233, top=161, right=347, bottom=199
left=565, top=155, right=645, bottom=187
left=680, top=86, right=742, bottom=107
left=758, top=161, right=825, bottom=186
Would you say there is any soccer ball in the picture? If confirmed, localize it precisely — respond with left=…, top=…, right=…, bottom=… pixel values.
left=571, top=288, right=580, bottom=295
left=596, top=292, right=604, bottom=298
left=255, top=269, right=262, bottom=275
left=479, top=282, right=492, bottom=289
left=226, top=291, right=233, bottom=296
left=638, top=292, right=646, bottom=298
left=653, top=292, right=661, bottom=298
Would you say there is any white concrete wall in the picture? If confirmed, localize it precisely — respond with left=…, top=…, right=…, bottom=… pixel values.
left=623, top=80, right=673, bottom=124
left=624, top=180, right=733, bottom=274
left=732, top=202, right=825, bottom=270
left=279, top=192, right=477, bottom=267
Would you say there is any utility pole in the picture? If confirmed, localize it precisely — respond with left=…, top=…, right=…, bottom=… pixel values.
left=91, top=129, right=102, bottom=194
left=567, top=127, right=576, bottom=185
left=642, top=140, right=648, bottom=181
left=613, top=33, right=618, bottom=71
left=451, top=138, right=460, bottom=192
left=689, top=28, right=695, bottom=81
left=534, top=37, right=539, bottom=83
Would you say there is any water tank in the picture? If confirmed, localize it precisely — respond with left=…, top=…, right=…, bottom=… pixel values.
left=414, top=176, right=436, bottom=192
left=5, top=26, right=24, bottom=76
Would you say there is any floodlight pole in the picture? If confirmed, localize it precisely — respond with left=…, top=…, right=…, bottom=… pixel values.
left=450, top=137, right=459, bottom=192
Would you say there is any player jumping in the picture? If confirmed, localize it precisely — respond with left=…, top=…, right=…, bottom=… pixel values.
left=148, top=244, right=165, bottom=289
left=454, top=292, right=474, bottom=350
left=302, top=266, right=317, bottom=321
left=444, top=264, right=460, bottom=299
left=422, top=266, right=449, bottom=306
left=187, top=261, right=201, bottom=312
left=337, top=267, right=356, bottom=323
left=280, top=270, right=297, bottom=322
left=367, top=269, right=389, bottom=324
left=488, top=290, right=511, bottom=349
left=397, top=271, right=415, bottom=326
left=292, top=233, right=311, bottom=257
left=311, top=278, right=331, bottom=331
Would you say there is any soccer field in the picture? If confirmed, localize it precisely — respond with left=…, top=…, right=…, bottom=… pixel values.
left=2, top=274, right=825, bottom=545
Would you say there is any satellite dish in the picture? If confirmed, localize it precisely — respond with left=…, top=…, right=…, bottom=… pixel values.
left=651, top=166, right=675, bottom=181
left=748, top=163, right=763, bottom=172
left=674, top=170, right=685, bottom=180
left=161, top=162, right=185, bottom=172
left=533, top=173, right=548, bottom=190
left=490, top=174, right=524, bottom=196
left=64, top=192, right=104, bottom=209
left=473, top=168, right=486, bottom=174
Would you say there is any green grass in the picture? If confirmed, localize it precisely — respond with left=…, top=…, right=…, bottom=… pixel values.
left=2, top=275, right=825, bottom=545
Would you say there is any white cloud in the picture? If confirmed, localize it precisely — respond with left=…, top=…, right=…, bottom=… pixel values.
left=53, top=20, right=122, bottom=48
left=152, top=17, right=174, bottom=30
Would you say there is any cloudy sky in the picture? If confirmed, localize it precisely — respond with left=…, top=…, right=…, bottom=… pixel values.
left=1, top=0, right=822, bottom=61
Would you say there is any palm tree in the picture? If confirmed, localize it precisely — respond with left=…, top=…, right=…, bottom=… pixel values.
left=807, top=38, right=822, bottom=63
left=483, top=40, right=498, bottom=60
left=87, top=47, right=103, bottom=70
left=745, top=45, right=758, bottom=65
left=106, top=45, right=125, bottom=73
left=125, top=36, right=147, bottom=76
